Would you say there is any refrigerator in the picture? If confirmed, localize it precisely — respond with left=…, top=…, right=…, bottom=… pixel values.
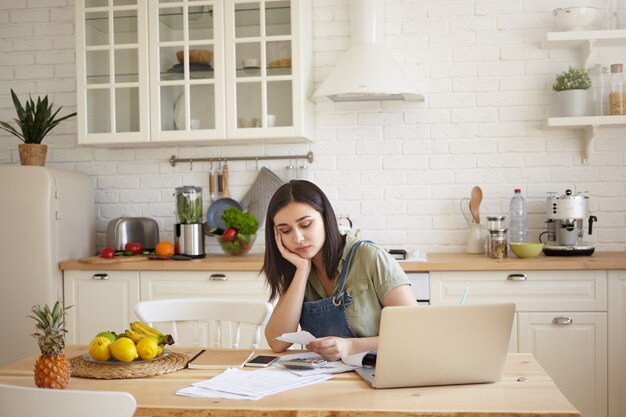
left=0, top=166, right=95, bottom=366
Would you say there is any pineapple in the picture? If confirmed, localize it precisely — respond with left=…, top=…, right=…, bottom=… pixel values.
left=29, top=301, right=71, bottom=389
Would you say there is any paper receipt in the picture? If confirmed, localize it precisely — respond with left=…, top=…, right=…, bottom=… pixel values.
left=274, top=331, right=316, bottom=345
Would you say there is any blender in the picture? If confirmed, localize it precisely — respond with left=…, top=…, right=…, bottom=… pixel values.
left=174, top=186, right=206, bottom=258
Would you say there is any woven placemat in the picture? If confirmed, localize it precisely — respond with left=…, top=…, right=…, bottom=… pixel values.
left=70, top=352, right=188, bottom=379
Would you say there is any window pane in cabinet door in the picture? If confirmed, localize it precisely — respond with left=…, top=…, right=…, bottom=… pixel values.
left=190, top=84, right=216, bottom=130
left=267, top=40, right=291, bottom=75
left=113, top=9, right=138, bottom=44
left=236, top=82, right=262, bottom=128
left=159, top=6, right=184, bottom=42
left=160, top=45, right=182, bottom=81
left=114, top=0, right=136, bottom=5
left=114, top=49, right=138, bottom=83
left=86, top=89, right=110, bottom=133
left=161, top=85, right=184, bottom=132
left=265, top=1, right=291, bottom=36
left=189, top=5, right=214, bottom=40
left=85, top=11, right=108, bottom=46
left=268, top=80, right=292, bottom=127
left=236, top=42, right=261, bottom=77
left=85, top=0, right=107, bottom=7
left=235, top=2, right=260, bottom=38
left=86, top=50, right=109, bottom=85
left=115, top=87, right=139, bottom=132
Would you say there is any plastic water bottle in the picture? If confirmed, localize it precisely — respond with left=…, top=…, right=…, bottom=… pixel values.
left=509, top=188, right=528, bottom=243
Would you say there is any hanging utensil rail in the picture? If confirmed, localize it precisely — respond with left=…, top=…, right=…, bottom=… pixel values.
left=169, top=151, right=314, bottom=167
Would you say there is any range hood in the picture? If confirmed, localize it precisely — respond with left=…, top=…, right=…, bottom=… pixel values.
left=312, top=0, right=424, bottom=102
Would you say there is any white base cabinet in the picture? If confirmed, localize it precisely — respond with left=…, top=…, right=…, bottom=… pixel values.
left=430, top=270, right=608, bottom=417
left=609, top=271, right=626, bottom=417
left=64, top=270, right=141, bottom=344
left=63, top=269, right=270, bottom=348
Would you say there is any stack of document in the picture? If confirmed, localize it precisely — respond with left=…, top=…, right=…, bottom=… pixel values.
left=177, top=367, right=332, bottom=400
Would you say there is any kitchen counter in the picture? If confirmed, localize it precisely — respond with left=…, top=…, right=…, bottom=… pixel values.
left=0, top=346, right=580, bottom=417
left=60, top=251, right=626, bottom=272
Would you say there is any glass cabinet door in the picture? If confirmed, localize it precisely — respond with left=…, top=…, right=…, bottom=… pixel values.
left=149, top=0, right=225, bottom=142
left=76, top=0, right=150, bottom=144
left=226, top=0, right=294, bottom=137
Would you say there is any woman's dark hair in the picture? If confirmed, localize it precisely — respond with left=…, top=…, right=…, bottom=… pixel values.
left=262, top=180, right=344, bottom=301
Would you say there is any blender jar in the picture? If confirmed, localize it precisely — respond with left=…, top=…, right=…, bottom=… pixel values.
left=175, top=186, right=203, bottom=224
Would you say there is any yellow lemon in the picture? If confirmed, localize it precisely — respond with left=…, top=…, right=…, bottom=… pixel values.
left=136, top=337, right=160, bottom=360
left=110, top=337, right=139, bottom=362
left=89, top=336, right=112, bottom=361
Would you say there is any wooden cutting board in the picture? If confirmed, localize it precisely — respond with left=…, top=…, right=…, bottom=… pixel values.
left=78, top=255, right=151, bottom=264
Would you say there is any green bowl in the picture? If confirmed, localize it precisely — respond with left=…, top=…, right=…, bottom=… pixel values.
left=509, top=242, right=544, bottom=258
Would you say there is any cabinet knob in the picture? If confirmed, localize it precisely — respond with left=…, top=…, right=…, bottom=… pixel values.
left=506, top=273, right=527, bottom=281
left=92, top=273, right=109, bottom=280
left=209, top=273, right=228, bottom=281
left=552, top=316, right=573, bottom=325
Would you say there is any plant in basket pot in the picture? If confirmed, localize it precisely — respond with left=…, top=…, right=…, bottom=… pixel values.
left=553, top=66, right=592, bottom=117
left=217, top=208, right=259, bottom=256
left=0, top=89, right=77, bottom=166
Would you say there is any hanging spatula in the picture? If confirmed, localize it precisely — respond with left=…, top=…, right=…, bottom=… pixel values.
left=469, top=186, right=483, bottom=224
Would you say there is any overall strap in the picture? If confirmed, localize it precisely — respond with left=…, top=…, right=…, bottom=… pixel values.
left=332, top=240, right=373, bottom=305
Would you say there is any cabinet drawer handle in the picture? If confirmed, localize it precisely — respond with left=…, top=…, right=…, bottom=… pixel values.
left=552, top=316, right=573, bottom=325
left=209, top=274, right=228, bottom=281
left=506, top=273, right=527, bottom=281
left=92, top=273, right=109, bottom=280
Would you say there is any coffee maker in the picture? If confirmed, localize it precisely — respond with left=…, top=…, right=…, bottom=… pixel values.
left=543, top=189, right=597, bottom=256
left=174, top=186, right=206, bottom=258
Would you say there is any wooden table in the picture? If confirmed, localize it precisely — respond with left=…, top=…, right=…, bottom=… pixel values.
left=0, top=346, right=580, bottom=417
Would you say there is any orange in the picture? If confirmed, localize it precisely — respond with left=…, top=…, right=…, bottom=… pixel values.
left=155, top=241, right=175, bottom=257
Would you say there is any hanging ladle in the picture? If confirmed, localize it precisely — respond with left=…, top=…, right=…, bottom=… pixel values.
left=469, top=186, right=483, bottom=224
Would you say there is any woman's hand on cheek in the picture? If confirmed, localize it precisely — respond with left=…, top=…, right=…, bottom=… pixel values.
left=274, top=228, right=311, bottom=271
left=306, top=337, right=351, bottom=361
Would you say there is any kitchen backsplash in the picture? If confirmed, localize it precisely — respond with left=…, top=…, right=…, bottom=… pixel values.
left=0, top=0, right=624, bottom=253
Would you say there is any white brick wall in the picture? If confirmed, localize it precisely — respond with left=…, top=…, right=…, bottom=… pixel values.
left=0, top=0, right=624, bottom=254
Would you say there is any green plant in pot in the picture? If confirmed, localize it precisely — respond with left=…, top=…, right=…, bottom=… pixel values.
left=0, top=89, right=77, bottom=166
left=217, top=208, right=259, bottom=256
left=553, top=66, right=592, bottom=117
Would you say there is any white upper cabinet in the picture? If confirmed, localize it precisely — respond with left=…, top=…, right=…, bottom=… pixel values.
left=76, top=0, right=313, bottom=146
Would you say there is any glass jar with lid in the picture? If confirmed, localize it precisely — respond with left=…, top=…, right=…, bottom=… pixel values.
left=486, top=216, right=507, bottom=232
left=609, top=63, right=624, bottom=115
left=488, top=229, right=508, bottom=259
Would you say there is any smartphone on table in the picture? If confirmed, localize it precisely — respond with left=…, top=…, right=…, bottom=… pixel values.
left=244, top=355, right=279, bottom=368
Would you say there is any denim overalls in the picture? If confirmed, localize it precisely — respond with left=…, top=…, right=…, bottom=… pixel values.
left=299, top=240, right=369, bottom=338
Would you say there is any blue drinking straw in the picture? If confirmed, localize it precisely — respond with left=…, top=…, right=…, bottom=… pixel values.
left=459, top=287, right=469, bottom=305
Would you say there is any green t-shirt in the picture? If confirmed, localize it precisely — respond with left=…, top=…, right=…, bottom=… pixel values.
left=304, top=234, right=410, bottom=337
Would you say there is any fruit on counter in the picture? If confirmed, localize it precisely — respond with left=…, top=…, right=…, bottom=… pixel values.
left=96, top=330, right=117, bottom=343
left=89, top=336, right=112, bottom=361
left=222, top=227, right=237, bottom=242
left=155, top=240, right=175, bottom=257
left=100, top=247, right=115, bottom=259
left=130, top=321, right=175, bottom=346
left=136, top=337, right=160, bottom=360
left=110, top=337, right=139, bottom=362
left=124, top=242, right=143, bottom=255
left=30, top=301, right=71, bottom=389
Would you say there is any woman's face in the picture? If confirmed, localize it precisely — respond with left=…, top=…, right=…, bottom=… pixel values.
left=273, top=201, right=326, bottom=260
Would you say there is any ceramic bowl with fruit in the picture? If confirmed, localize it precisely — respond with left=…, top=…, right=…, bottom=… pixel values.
left=216, top=207, right=259, bottom=256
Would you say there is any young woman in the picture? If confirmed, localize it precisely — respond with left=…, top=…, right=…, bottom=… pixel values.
left=262, top=180, right=417, bottom=361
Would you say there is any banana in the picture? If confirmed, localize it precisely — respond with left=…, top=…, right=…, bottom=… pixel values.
left=130, top=321, right=175, bottom=345
left=124, top=329, right=148, bottom=344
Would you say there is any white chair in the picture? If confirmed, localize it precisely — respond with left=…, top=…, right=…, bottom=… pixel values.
left=134, top=298, right=273, bottom=349
left=0, top=383, right=136, bottom=417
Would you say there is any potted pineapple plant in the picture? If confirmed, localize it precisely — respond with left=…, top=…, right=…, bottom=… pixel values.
left=553, top=66, right=592, bottom=117
left=0, top=89, right=76, bottom=166
left=29, top=301, right=72, bottom=389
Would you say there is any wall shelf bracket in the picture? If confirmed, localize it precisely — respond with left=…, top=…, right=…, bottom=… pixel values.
left=581, top=125, right=596, bottom=164
left=581, top=39, right=594, bottom=68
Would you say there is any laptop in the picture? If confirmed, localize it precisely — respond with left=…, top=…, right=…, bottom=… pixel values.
left=355, top=303, right=515, bottom=388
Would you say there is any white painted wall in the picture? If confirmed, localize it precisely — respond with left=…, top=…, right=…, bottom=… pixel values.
left=0, top=0, right=624, bottom=254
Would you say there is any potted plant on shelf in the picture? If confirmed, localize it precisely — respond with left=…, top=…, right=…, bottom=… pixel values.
left=0, top=89, right=77, bottom=166
left=553, top=66, right=592, bottom=117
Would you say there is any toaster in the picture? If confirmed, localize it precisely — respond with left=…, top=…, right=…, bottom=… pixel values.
left=106, top=217, right=159, bottom=251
